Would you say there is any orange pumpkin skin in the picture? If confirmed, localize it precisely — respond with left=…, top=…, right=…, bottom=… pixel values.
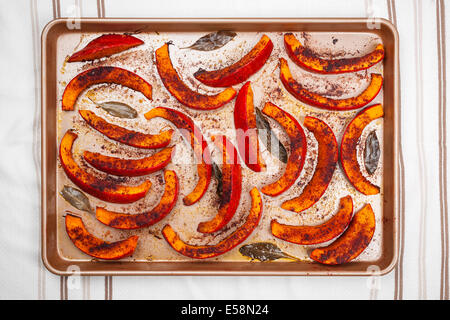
left=261, top=102, right=307, bottom=197
left=279, top=58, right=383, bottom=111
left=284, top=33, right=384, bottom=74
left=197, top=136, right=242, bottom=234
left=59, top=130, right=152, bottom=203
left=79, top=109, right=173, bottom=149
left=272, top=196, right=353, bottom=245
left=281, top=116, right=338, bottom=213
left=194, top=34, right=273, bottom=87
left=340, top=104, right=384, bottom=195
left=96, top=170, right=179, bottom=230
left=83, top=146, right=174, bottom=177
left=68, top=34, right=144, bottom=62
left=234, top=82, right=266, bottom=172
left=144, top=107, right=212, bottom=206
left=310, top=203, right=376, bottom=265
left=65, top=213, right=139, bottom=260
left=162, top=187, right=263, bottom=259
left=62, top=66, right=152, bottom=111
left=155, top=43, right=236, bottom=110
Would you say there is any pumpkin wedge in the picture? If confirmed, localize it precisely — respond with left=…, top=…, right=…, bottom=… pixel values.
left=79, top=109, right=173, bottom=149
left=194, top=34, right=273, bottom=87
left=310, top=203, right=376, bottom=265
left=272, top=196, right=353, bottom=245
left=65, top=213, right=139, bottom=260
left=341, top=104, right=383, bottom=195
left=62, top=66, right=152, bottom=111
left=68, top=34, right=144, bottom=62
left=234, top=82, right=266, bottom=172
left=197, top=136, right=242, bottom=234
left=279, top=58, right=382, bottom=111
left=162, top=187, right=262, bottom=259
left=144, top=107, right=212, bottom=206
left=155, top=43, right=236, bottom=110
left=261, top=102, right=307, bottom=197
left=284, top=33, right=384, bottom=74
left=96, top=170, right=179, bottom=229
left=83, top=146, right=174, bottom=177
left=59, top=130, right=152, bottom=203
left=281, top=116, right=338, bottom=212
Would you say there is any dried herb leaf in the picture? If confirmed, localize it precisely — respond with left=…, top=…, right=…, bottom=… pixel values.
left=239, top=242, right=300, bottom=262
left=60, top=185, right=94, bottom=214
left=89, top=98, right=138, bottom=119
left=255, top=108, right=288, bottom=163
left=183, top=31, right=237, bottom=51
left=364, top=130, right=380, bottom=175
left=212, top=162, right=223, bottom=198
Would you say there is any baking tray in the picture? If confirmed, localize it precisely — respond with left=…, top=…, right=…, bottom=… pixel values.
left=41, top=18, right=399, bottom=276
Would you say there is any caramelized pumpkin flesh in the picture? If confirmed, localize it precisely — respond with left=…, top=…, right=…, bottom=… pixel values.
left=95, top=170, right=179, bottom=229
left=261, top=102, right=307, bottom=196
left=65, top=213, right=139, bottom=260
left=155, top=43, right=236, bottom=110
left=281, top=116, right=338, bottom=212
left=279, top=58, right=382, bottom=111
left=162, top=188, right=262, bottom=259
left=284, top=33, right=384, bottom=74
left=62, top=66, right=152, bottom=111
left=310, top=203, right=376, bottom=265
left=272, top=196, right=353, bottom=245
left=340, top=104, right=384, bottom=195
left=144, top=107, right=212, bottom=205
left=59, top=130, right=152, bottom=203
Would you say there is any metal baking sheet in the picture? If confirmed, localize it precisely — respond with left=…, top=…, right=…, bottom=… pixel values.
left=41, top=18, right=399, bottom=276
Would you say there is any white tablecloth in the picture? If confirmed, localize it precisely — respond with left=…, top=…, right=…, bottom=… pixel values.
left=0, top=0, right=448, bottom=300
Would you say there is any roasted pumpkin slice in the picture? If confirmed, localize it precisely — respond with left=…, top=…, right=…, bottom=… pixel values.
left=95, top=170, right=179, bottom=229
left=155, top=43, right=236, bottom=110
left=310, top=203, right=376, bottom=265
left=62, top=66, right=152, bottom=111
left=83, top=146, right=174, bottom=177
left=272, top=196, right=353, bottom=245
left=68, top=34, right=144, bottom=62
left=261, top=102, right=307, bottom=197
left=279, top=58, right=382, bottom=111
left=284, top=33, right=384, bottom=74
left=281, top=116, right=338, bottom=212
left=144, top=107, right=212, bottom=205
left=197, top=136, right=242, bottom=234
left=79, top=109, right=173, bottom=149
left=234, top=82, right=266, bottom=172
left=59, top=130, right=152, bottom=203
left=194, top=34, right=273, bottom=87
left=162, top=187, right=262, bottom=259
left=341, top=104, right=383, bottom=195
left=65, top=213, right=139, bottom=260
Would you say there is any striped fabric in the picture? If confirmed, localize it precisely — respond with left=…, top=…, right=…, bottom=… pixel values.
left=0, top=0, right=448, bottom=300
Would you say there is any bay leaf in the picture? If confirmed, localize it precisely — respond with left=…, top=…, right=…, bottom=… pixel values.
left=60, top=185, right=94, bottom=214
left=212, top=161, right=223, bottom=198
left=89, top=98, right=138, bottom=119
left=183, top=31, right=237, bottom=51
left=239, top=242, right=300, bottom=262
left=364, top=130, right=380, bottom=175
left=255, top=108, right=288, bottom=163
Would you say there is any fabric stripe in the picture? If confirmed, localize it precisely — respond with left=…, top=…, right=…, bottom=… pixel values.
left=105, top=276, right=112, bottom=300
left=437, top=0, right=449, bottom=300
left=97, top=0, right=105, bottom=18
left=413, top=0, right=428, bottom=300
left=52, top=0, right=68, bottom=301
left=389, top=0, right=405, bottom=301
left=95, top=0, right=111, bottom=300
left=30, top=0, right=45, bottom=301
